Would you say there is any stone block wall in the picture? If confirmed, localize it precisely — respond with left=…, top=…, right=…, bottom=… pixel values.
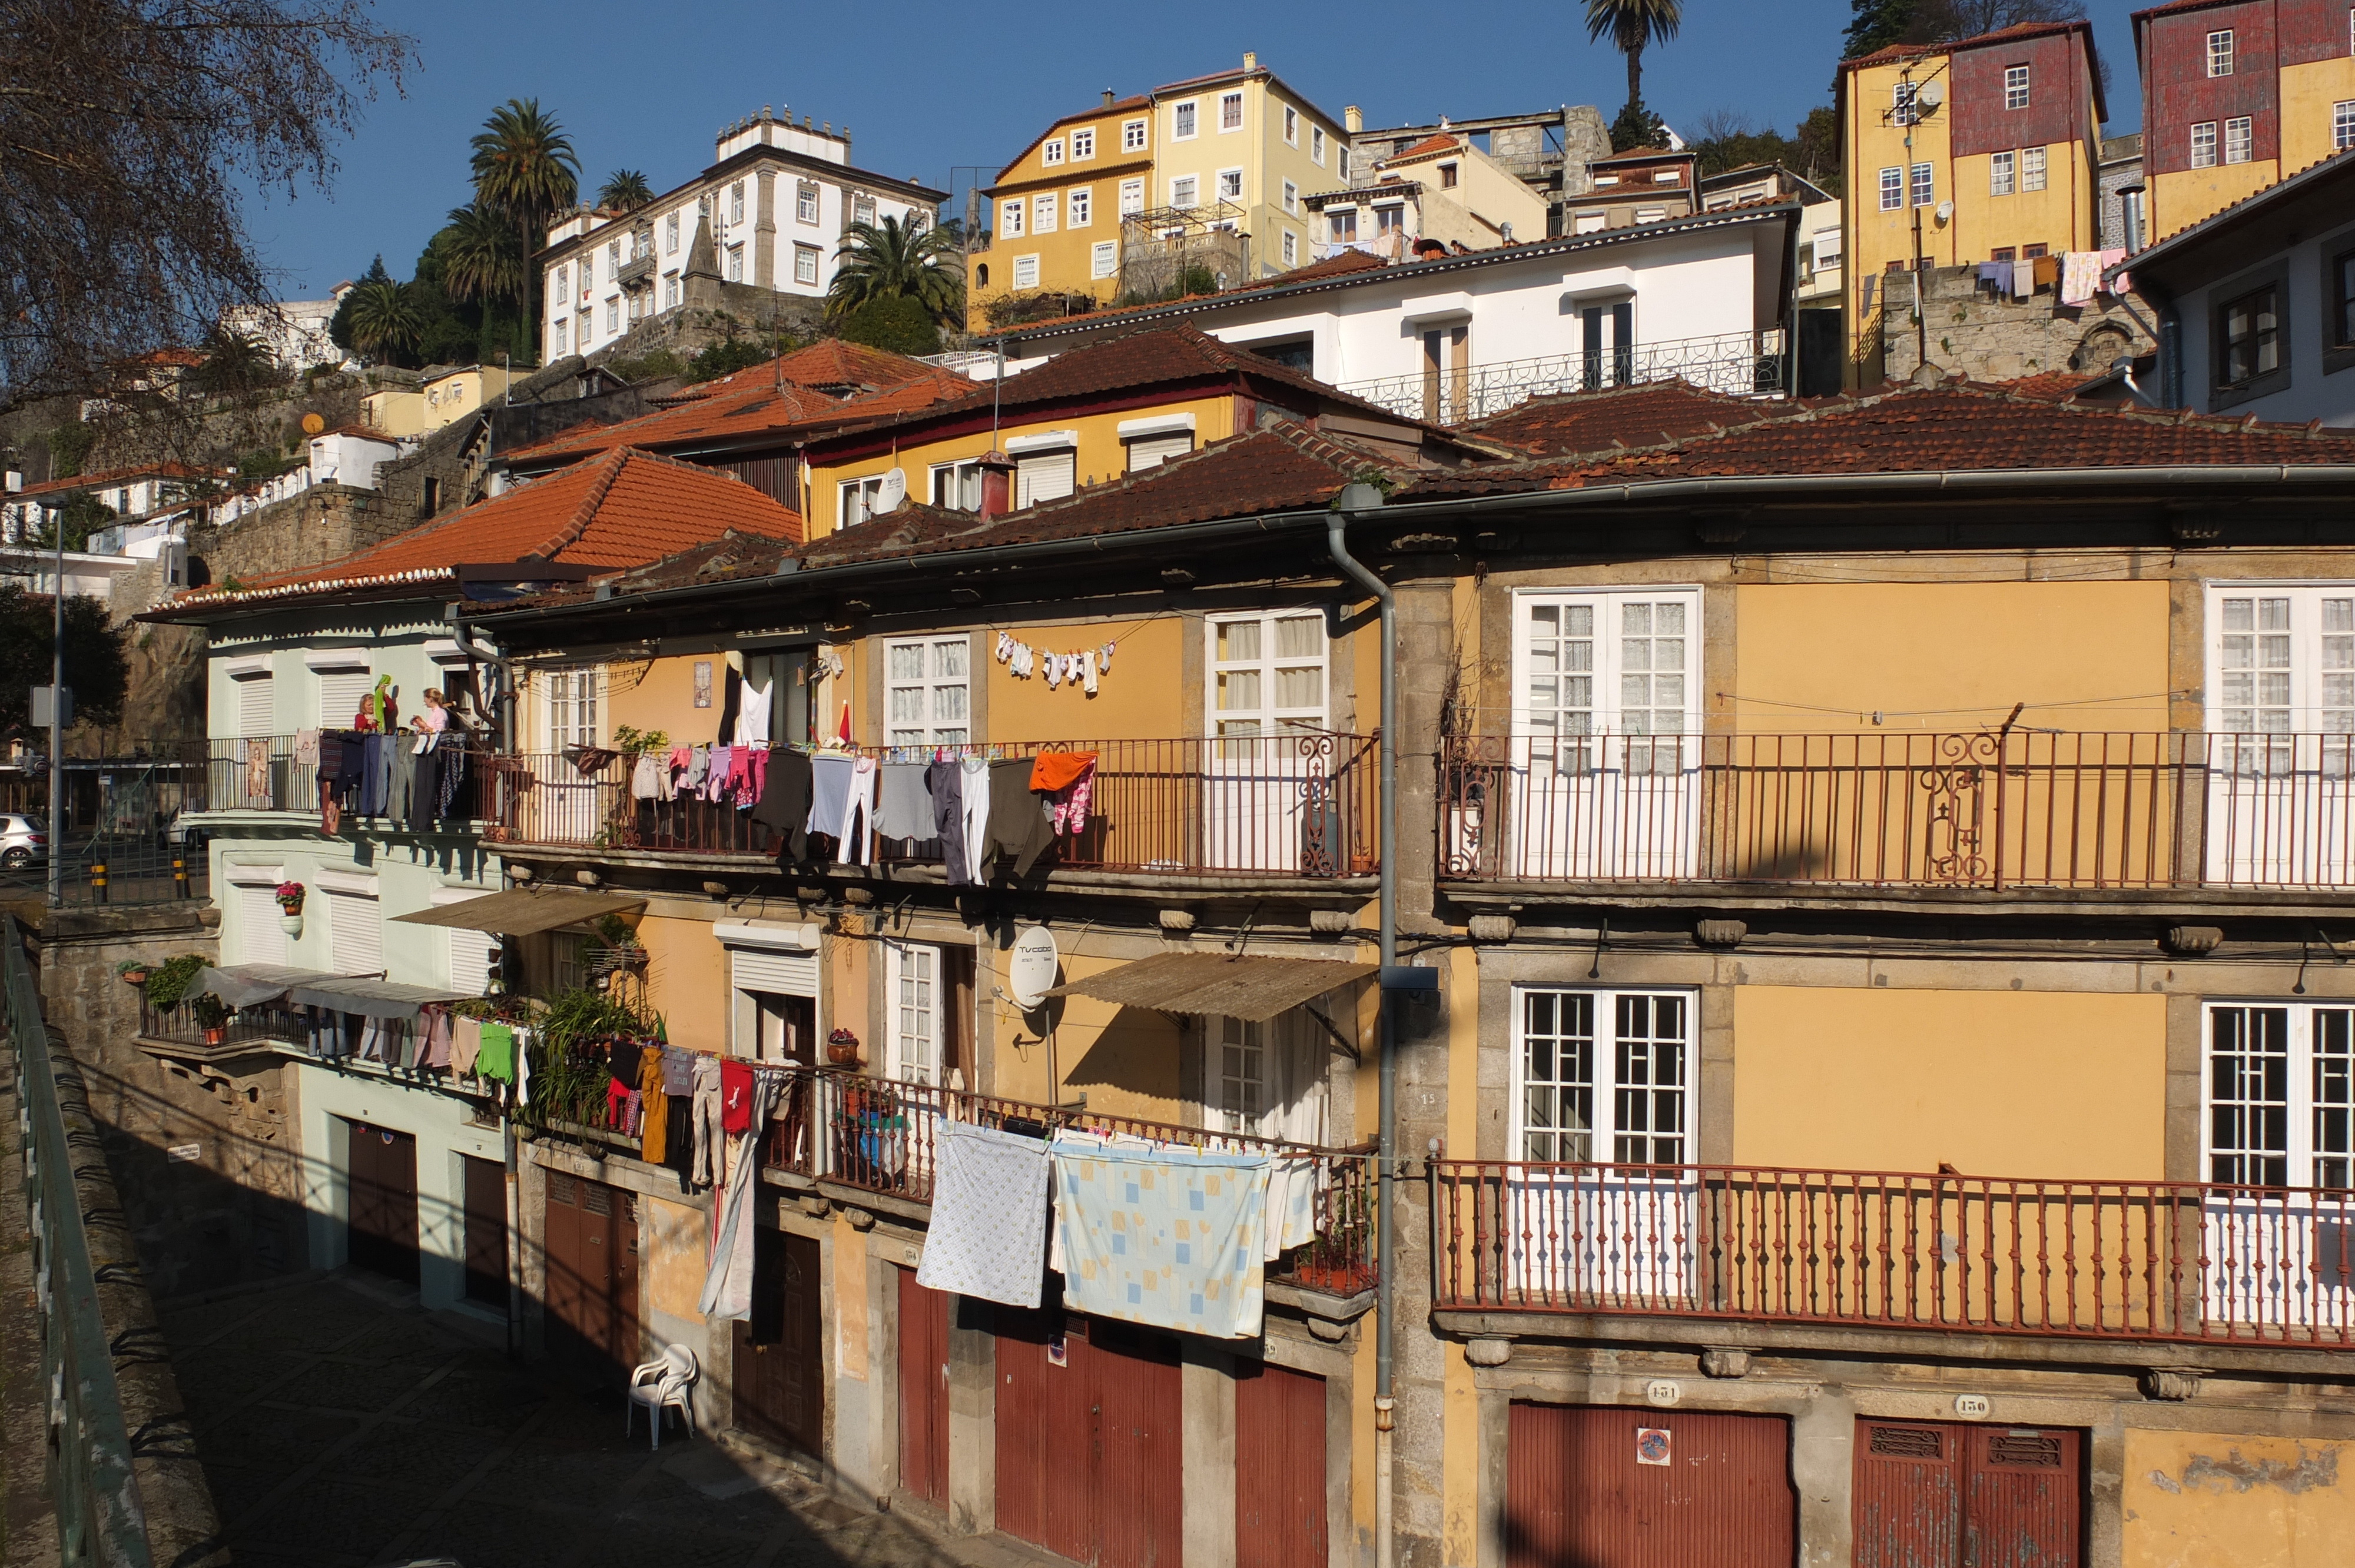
left=1881, top=264, right=2158, bottom=384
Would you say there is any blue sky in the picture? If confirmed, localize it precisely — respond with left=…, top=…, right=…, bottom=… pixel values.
left=244, top=0, right=2151, bottom=298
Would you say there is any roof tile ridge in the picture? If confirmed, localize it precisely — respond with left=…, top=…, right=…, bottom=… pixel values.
left=542, top=447, right=634, bottom=558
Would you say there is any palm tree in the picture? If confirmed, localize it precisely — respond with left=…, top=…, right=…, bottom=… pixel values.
left=1584, top=0, right=1683, bottom=121
left=469, top=98, right=579, bottom=364
left=596, top=170, right=654, bottom=211
left=827, top=215, right=965, bottom=325
left=439, top=202, right=524, bottom=309
left=344, top=279, right=423, bottom=364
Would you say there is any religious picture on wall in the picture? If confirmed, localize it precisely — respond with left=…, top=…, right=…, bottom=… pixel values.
left=694, top=660, right=712, bottom=708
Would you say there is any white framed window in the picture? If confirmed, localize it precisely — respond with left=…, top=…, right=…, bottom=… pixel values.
left=729, top=180, right=745, bottom=225
left=1514, top=589, right=1699, bottom=768
left=852, top=194, right=877, bottom=226
left=1991, top=150, right=2015, bottom=195
left=1123, top=117, right=1148, bottom=152
left=605, top=300, right=619, bottom=333
left=726, top=244, right=744, bottom=283
left=2225, top=116, right=2254, bottom=164
left=1282, top=178, right=1299, bottom=215
left=2208, top=27, right=2235, bottom=77
left=798, top=182, right=820, bottom=223
left=227, top=871, right=286, bottom=964
left=1328, top=207, right=1358, bottom=242
left=1910, top=162, right=1935, bottom=207
left=663, top=273, right=681, bottom=308
left=1209, top=611, right=1327, bottom=738
left=1170, top=174, right=1199, bottom=209
left=1311, top=125, right=1326, bottom=165
left=1119, top=177, right=1145, bottom=216
left=794, top=244, right=820, bottom=285
left=885, top=942, right=945, bottom=1084
left=1069, top=187, right=1092, bottom=228
left=1072, top=127, right=1096, bottom=160
left=884, top=635, right=970, bottom=748
left=1879, top=165, right=1903, bottom=211
left=930, top=460, right=983, bottom=511
left=553, top=263, right=568, bottom=298
left=1012, top=253, right=1040, bottom=290
left=1217, top=167, right=1244, bottom=201
left=2209, top=587, right=2355, bottom=739
left=1033, top=192, right=1057, bottom=234
left=1220, top=91, right=1245, bottom=132
left=1013, top=445, right=1073, bottom=506
left=1512, top=987, right=1693, bottom=1164
left=665, top=213, right=680, bottom=253
left=552, top=318, right=568, bottom=354
left=1282, top=104, right=1299, bottom=145
left=2193, top=121, right=2219, bottom=168
left=1000, top=197, right=1025, bottom=238
left=543, top=666, right=600, bottom=749
left=1635, top=206, right=1669, bottom=224
left=1172, top=99, right=1198, bottom=139
left=1125, top=426, right=1193, bottom=470
left=2022, top=145, right=2047, bottom=191
left=2205, top=1001, right=2355, bottom=1187
left=1338, top=145, right=1351, bottom=180
left=323, top=881, right=383, bottom=975
left=1282, top=230, right=1298, bottom=265
left=606, top=241, right=621, bottom=280
left=2005, top=64, right=2031, bottom=109
left=2339, top=100, right=2355, bottom=151
left=1208, top=1012, right=1329, bottom=1143
left=840, top=474, right=893, bottom=528
left=1091, top=240, right=1118, bottom=279
left=1042, top=136, right=1065, bottom=167
left=1893, top=79, right=1919, bottom=125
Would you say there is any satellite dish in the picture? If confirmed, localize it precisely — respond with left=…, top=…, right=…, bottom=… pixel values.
left=1916, top=79, right=1945, bottom=111
left=1007, top=925, right=1060, bottom=1011
left=301, top=413, right=326, bottom=435
left=1935, top=200, right=1954, bottom=224
left=877, top=467, right=908, bottom=513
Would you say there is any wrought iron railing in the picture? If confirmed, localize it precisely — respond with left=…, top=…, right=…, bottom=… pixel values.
left=5, top=911, right=161, bottom=1565
left=1432, top=1157, right=2355, bottom=1347
left=765, top=1065, right=1376, bottom=1294
left=1438, top=729, right=2355, bottom=891
left=201, top=733, right=482, bottom=824
left=1337, top=331, right=1787, bottom=423
left=487, top=734, right=1381, bottom=878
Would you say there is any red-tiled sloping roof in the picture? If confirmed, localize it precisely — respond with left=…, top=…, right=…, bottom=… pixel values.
left=12, top=462, right=215, bottom=498
left=1843, top=18, right=2087, bottom=68
left=1462, top=383, right=1771, bottom=457
left=162, top=447, right=802, bottom=611
left=508, top=365, right=974, bottom=465
left=1995, top=370, right=2112, bottom=401
left=1384, top=134, right=1462, bottom=164
left=654, top=338, right=958, bottom=404
left=2131, top=0, right=2243, bottom=20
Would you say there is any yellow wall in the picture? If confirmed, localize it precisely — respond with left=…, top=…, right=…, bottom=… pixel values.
left=642, top=1194, right=708, bottom=1319
left=636, top=912, right=729, bottom=1053
left=361, top=389, right=426, bottom=438
left=1847, top=56, right=1955, bottom=358
left=1153, top=75, right=1343, bottom=280
left=811, top=392, right=1237, bottom=534
left=1732, top=580, right=2171, bottom=732
left=2282, top=58, right=2355, bottom=177
left=1950, top=146, right=2095, bottom=260
left=983, top=615, right=1188, bottom=741
left=1731, top=986, right=2165, bottom=1178
left=970, top=104, right=1155, bottom=308
left=2122, top=1429, right=2355, bottom=1568
left=2150, top=162, right=2280, bottom=245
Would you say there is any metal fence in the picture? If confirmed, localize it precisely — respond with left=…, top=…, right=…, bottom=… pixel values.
left=5, top=911, right=158, bottom=1566
left=1431, top=1158, right=2355, bottom=1347
left=1336, top=331, right=1787, bottom=423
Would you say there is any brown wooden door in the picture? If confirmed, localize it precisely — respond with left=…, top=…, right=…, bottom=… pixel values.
left=541, top=1172, right=639, bottom=1380
left=462, top=1154, right=508, bottom=1306
left=1855, top=1420, right=2081, bottom=1568
left=346, top=1119, right=418, bottom=1284
left=996, top=1308, right=1184, bottom=1568
left=1506, top=1403, right=1795, bottom=1568
left=1236, top=1361, right=1328, bottom=1568
left=897, top=1267, right=951, bottom=1506
left=734, top=1228, right=822, bottom=1453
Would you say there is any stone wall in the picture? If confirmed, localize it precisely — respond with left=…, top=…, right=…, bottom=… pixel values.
left=588, top=289, right=827, bottom=374
left=1881, top=264, right=2160, bottom=384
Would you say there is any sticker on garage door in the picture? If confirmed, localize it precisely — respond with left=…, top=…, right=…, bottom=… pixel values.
left=1636, top=1428, right=1672, bottom=1466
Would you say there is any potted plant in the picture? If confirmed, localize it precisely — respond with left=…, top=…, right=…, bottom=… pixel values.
left=827, top=1026, right=862, bottom=1067
left=144, top=954, right=209, bottom=1013
left=274, top=879, right=306, bottom=936
left=191, top=992, right=231, bottom=1046
left=117, top=957, right=152, bottom=987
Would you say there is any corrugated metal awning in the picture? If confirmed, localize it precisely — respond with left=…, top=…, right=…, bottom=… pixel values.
left=195, top=964, right=470, bottom=1019
left=1044, top=952, right=1376, bottom=1024
left=389, top=887, right=646, bottom=936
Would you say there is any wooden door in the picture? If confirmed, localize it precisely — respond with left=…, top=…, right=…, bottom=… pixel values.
left=996, top=1309, right=1184, bottom=1568
left=897, top=1267, right=951, bottom=1507
left=1236, top=1361, right=1328, bottom=1568
left=1506, top=1403, right=1794, bottom=1568
left=542, top=1172, right=639, bottom=1380
left=346, top=1119, right=418, bottom=1284
left=734, top=1228, right=823, bottom=1453
left=462, top=1154, right=508, bottom=1306
left=1855, top=1420, right=2081, bottom=1568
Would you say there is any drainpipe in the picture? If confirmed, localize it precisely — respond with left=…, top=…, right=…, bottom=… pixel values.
left=2152, top=287, right=2184, bottom=410
left=1326, top=482, right=1397, bottom=1568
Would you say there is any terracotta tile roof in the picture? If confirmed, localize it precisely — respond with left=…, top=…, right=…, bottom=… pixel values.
left=1382, top=134, right=1463, bottom=164
left=12, top=462, right=216, bottom=499
left=1994, top=370, right=2114, bottom=401
left=2131, top=0, right=2244, bottom=20
left=1409, top=381, right=2355, bottom=496
left=1462, top=383, right=1771, bottom=457
left=507, top=361, right=974, bottom=466
left=655, top=339, right=956, bottom=404
left=1843, top=18, right=2088, bottom=68
left=159, top=447, right=802, bottom=612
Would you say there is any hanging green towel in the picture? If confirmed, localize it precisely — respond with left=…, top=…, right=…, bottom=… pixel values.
left=477, top=1022, right=516, bottom=1083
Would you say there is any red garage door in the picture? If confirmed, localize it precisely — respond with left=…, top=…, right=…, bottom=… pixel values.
left=1855, top=1420, right=2081, bottom=1568
left=898, top=1268, right=951, bottom=1507
left=1237, top=1361, right=1328, bottom=1568
left=1507, top=1403, right=1795, bottom=1568
left=996, top=1309, right=1183, bottom=1568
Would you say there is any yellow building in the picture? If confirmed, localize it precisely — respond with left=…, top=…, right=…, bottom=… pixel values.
left=1839, top=20, right=2107, bottom=382
left=968, top=53, right=1352, bottom=324
left=359, top=363, right=522, bottom=438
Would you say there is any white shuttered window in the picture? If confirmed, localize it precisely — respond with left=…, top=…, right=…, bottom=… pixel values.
left=235, top=672, right=275, bottom=737
left=324, top=884, right=382, bottom=974
left=1014, top=449, right=1075, bottom=507
left=884, top=636, right=970, bottom=747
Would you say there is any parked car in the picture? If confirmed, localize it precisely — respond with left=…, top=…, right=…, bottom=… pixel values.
left=0, top=813, right=48, bottom=869
left=164, top=810, right=210, bottom=854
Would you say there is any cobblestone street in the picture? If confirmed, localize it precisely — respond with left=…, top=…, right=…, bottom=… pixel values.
left=155, top=1272, right=1027, bottom=1568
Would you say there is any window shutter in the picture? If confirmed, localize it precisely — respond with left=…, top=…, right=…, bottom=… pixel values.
left=1016, top=450, right=1075, bottom=507
left=732, top=946, right=818, bottom=996
left=236, top=675, right=275, bottom=737
left=325, top=888, right=383, bottom=974
left=1127, top=433, right=1193, bottom=472
left=237, top=883, right=286, bottom=964
left=317, top=668, right=372, bottom=727
left=449, top=928, right=495, bottom=994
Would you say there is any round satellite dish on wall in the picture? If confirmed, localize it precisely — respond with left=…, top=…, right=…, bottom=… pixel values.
left=1008, top=925, right=1060, bottom=1010
left=301, top=413, right=326, bottom=435
left=1934, top=200, right=1954, bottom=224
left=1916, top=79, right=1945, bottom=111
left=877, top=467, right=908, bottom=513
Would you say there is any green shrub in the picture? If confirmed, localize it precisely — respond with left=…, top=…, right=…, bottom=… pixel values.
left=837, top=295, right=941, bottom=357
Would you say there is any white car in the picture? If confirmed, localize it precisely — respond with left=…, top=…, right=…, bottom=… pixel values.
left=0, top=813, right=48, bottom=870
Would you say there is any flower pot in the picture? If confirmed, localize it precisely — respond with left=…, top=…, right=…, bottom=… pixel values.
left=120, top=968, right=151, bottom=986
left=278, top=914, right=303, bottom=936
left=203, top=1026, right=225, bottom=1045
left=827, top=1043, right=861, bottom=1067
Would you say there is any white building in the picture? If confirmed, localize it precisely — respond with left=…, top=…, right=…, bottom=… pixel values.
left=2, top=464, right=209, bottom=544
left=222, top=285, right=356, bottom=373
left=990, top=199, right=1802, bottom=420
left=539, top=107, right=947, bottom=362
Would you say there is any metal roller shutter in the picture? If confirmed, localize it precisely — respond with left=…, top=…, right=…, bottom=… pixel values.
left=1015, top=450, right=1074, bottom=507
left=325, top=886, right=383, bottom=974
left=732, top=946, right=818, bottom=996
left=235, top=674, right=275, bottom=737
left=1507, top=1403, right=1795, bottom=1568
left=317, top=667, right=373, bottom=727
left=1126, top=433, right=1193, bottom=471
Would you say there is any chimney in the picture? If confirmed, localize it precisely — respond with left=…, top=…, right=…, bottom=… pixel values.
left=1243, top=51, right=1258, bottom=69
left=1345, top=105, right=1363, bottom=133
left=1102, top=88, right=1116, bottom=108
left=977, top=451, right=1016, bottom=521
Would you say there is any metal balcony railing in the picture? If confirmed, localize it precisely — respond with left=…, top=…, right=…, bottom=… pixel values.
left=486, top=734, right=1381, bottom=879
left=1336, top=330, right=1787, bottom=423
left=1438, top=729, right=2355, bottom=892
left=765, top=1065, right=1376, bottom=1295
left=202, top=734, right=483, bottom=823
left=1432, top=1158, right=2355, bottom=1347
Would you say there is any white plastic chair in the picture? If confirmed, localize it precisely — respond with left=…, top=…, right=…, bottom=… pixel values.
left=625, top=1343, right=698, bottom=1449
